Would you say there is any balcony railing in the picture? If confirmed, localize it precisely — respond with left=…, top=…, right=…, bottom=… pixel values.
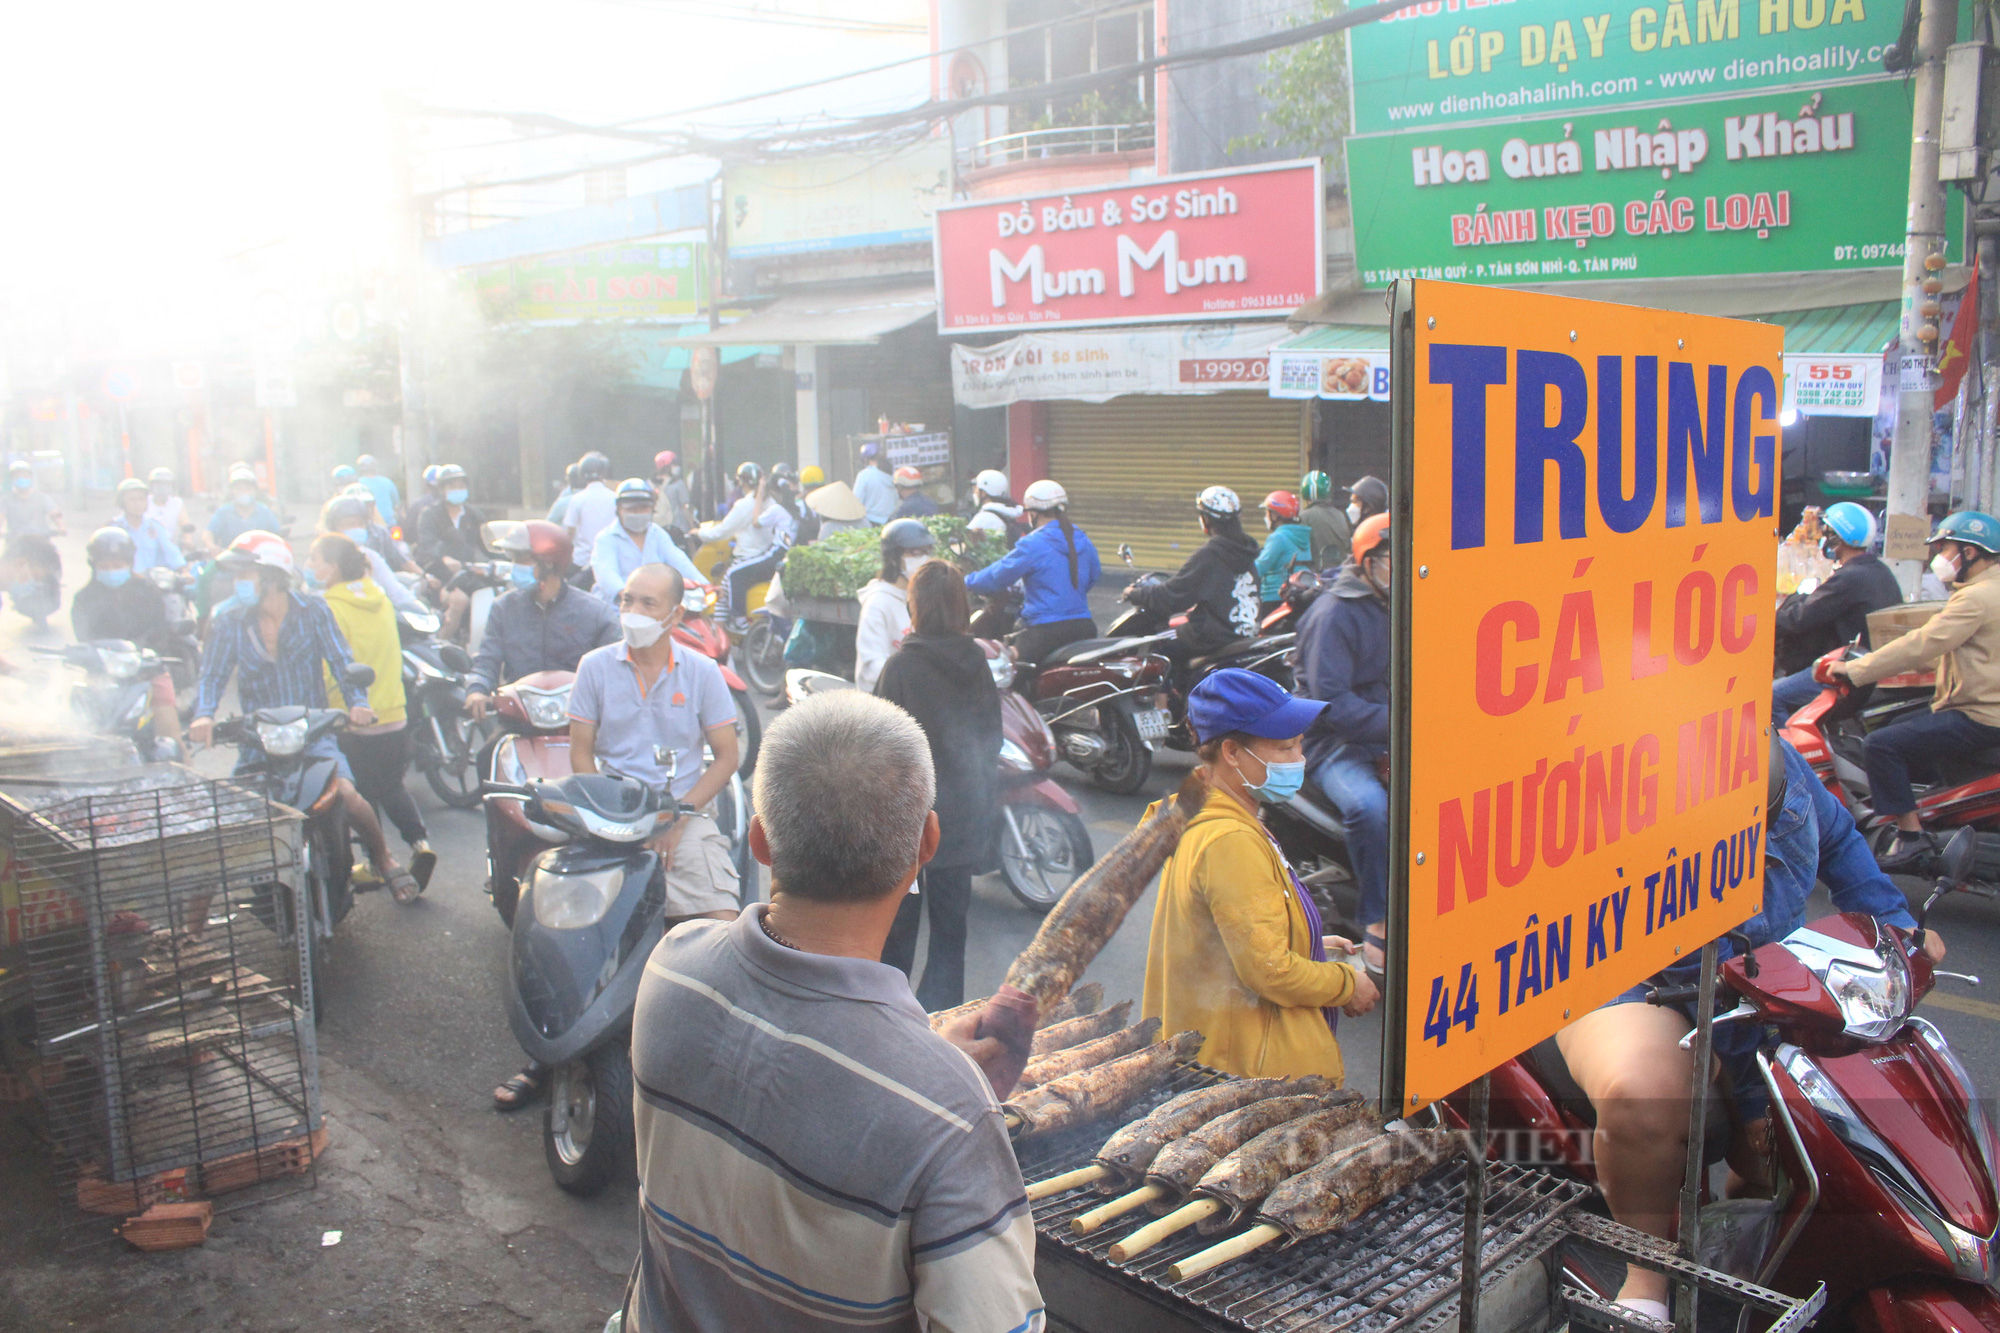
left=960, top=122, right=1156, bottom=169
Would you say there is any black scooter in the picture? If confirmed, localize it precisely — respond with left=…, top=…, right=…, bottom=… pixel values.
left=399, top=602, right=490, bottom=808
left=32, top=638, right=182, bottom=762
left=484, top=763, right=704, bottom=1196
left=214, top=660, right=375, bottom=1020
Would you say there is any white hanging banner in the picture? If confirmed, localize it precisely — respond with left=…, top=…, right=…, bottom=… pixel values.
left=950, top=323, right=1290, bottom=407
left=1783, top=352, right=1883, bottom=418
left=1267, top=348, right=1393, bottom=401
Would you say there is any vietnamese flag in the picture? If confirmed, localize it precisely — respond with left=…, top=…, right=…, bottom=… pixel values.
left=1936, top=262, right=1981, bottom=409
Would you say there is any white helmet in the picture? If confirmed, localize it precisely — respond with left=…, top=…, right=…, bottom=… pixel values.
left=1197, top=485, right=1241, bottom=517
left=1022, top=479, right=1068, bottom=512
left=972, top=469, right=1010, bottom=500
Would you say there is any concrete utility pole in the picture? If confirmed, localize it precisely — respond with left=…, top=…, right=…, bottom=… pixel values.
left=387, top=92, right=435, bottom=506
left=1886, top=0, right=1959, bottom=593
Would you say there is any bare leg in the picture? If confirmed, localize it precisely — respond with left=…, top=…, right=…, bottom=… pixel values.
left=1556, top=1003, right=1696, bottom=1306
left=339, top=779, right=397, bottom=874
left=442, top=588, right=471, bottom=641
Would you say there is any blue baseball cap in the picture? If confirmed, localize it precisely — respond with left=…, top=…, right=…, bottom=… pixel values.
left=1188, top=668, right=1328, bottom=744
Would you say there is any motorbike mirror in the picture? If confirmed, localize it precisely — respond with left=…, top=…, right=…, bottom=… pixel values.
left=653, top=745, right=677, bottom=785
left=1118, top=542, right=1135, bottom=566
left=1941, top=827, right=1977, bottom=889
left=343, top=662, right=377, bottom=689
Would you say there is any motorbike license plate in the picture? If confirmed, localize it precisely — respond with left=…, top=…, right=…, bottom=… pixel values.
left=1133, top=708, right=1170, bottom=741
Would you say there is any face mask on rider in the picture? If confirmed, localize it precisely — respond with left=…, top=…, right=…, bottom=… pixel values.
left=510, top=562, right=538, bottom=589
left=620, top=609, right=674, bottom=649
left=1346, top=502, right=1362, bottom=526
left=1932, top=548, right=1961, bottom=585
left=10, top=476, right=30, bottom=493
left=341, top=526, right=369, bottom=545
left=232, top=488, right=256, bottom=508
left=446, top=488, right=469, bottom=506
left=620, top=509, right=650, bottom=535
left=1229, top=745, right=1307, bottom=804
left=95, top=567, right=132, bottom=588
left=902, top=552, right=929, bottom=580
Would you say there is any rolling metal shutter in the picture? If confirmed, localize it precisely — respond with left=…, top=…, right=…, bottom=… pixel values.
left=1046, top=393, right=1307, bottom=570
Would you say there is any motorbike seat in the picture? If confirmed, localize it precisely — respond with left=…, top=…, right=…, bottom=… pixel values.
left=1933, top=746, right=2000, bottom=787
left=1041, top=637, right=1129, bottom=666
left=1188, top=639, right=1256, bottom=674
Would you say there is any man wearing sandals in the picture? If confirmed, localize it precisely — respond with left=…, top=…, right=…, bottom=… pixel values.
left=493, top=562, right=742, bottom=1112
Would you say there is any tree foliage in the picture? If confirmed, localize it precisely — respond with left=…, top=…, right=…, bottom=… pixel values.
left=1229, top=0, right=1352, bottom=173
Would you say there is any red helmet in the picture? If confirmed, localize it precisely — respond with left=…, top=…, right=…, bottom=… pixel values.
left=219, top=529, right=295, bottom=576
left=893, top=465, right=924, bottom=486
left=1261, top=490, right=1302, bottom=523
left=654, top=450, right=677, bottom=472
left=483, top=518, right=573, bottom=571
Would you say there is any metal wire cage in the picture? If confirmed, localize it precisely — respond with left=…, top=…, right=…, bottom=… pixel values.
left=0, top=765, right=318, bottom=1236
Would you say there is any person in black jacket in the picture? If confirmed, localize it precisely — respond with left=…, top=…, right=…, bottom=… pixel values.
left=1772, top=501, right=1903, bottom=721
left=1123, top=486, right=1262, bottom=672
left=414, top=463, right=490, bottom=640
left=71, top=526, right=184, bottom=749
left=876, top=559, right=1002, bottom=1010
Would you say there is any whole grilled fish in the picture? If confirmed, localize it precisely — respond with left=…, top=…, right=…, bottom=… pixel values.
left=1193, top=1106, right=1382, bottom=1230
left=1005, top=1030, right=1203, bottom=1138
left=1094, top=1077, right=1345, bottom=1182
left=1019, top=1017, right=1161, bottom=1090
left=1030, top=1001, right=1134, bottom=1059
left=1147, top=1095, right=1344, bottom=1196
left=1257, top=1128, right=1462, bottom=1241
left=929, top=981, right=1103, bottom=1034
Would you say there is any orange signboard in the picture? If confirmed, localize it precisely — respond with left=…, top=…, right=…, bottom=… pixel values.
left=1386, top=280, right=1780, bottom=1111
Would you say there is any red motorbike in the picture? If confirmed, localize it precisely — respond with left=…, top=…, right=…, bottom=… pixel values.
left=674, top=583, right=762, bottom=775
left=1445, top=837, right=1999, bottom=1332
left=1780, top=644, right=2000, bottom=877
left=483, top=670, right=576, bottom=926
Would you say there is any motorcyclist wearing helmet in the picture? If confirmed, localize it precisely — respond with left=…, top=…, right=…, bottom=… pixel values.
left=414, top=463, right=491, bottom=640
left=330, top=463, right=358, bottom=494
left=697, top=461, right=796, bottom=629
left=188, top=531, right=413, bottom=897
left=1829, top=510, right=2000, bottom=867
left=853, top=439, right=897, bottom=525
left=890, top=465, right=939, bottom=521
left=1771, top=501, right=1901, bottom=721
left=592, top=477, right=705, bottom=604
left=1124, top=486, right=1261, bottom=662
left=111, top=477, right=185, bottom=576
left=966, top=469, right=1025, bottom=543
left=1556, top=733, right=1939, bottom=1322
left=964, top=478, right=1101, bottom=664
left=465, top=519, right=619, bottom=722
left=563, top=451, right=618, bottom=553
left=546, top=462, right=582, bottom=527
left=353, top=453, right=400, bottom=529
left=858, top=519, right=934, bottom=693
left=321, top=494, right=424, bottom=614
left=4, top=458, right=62, bottom=540
left=1298, top=471, right=1349, bottom=571
left=1294, top=513, right=1394, bottom=974
left=1345, top=475, right=1388, bottom=534
left=73, top=526, right=186, bottom=751
left=802, top=476, right=869, bottom=540
left=145, top=467, right=192, bottom=552
left=1255, top=490, right=1312, bottom=611
left=409, top=463, right=445, bottom=536
left=653, top=450, right=694, bottom=534
left=207, top=464, right=282, bottom=552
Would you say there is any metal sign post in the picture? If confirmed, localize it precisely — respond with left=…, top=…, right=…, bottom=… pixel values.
left=1456, top=1073, right=1490, bottom=1333
left=1674, top=940, right=1722, bottom=1333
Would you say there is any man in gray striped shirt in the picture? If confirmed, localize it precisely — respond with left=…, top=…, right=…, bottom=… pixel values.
left=625, top=689, right=1044, bottom=1333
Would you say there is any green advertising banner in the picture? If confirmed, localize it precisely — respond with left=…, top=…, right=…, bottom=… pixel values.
left=1346, top=77, right=1963, bottom=287
left=1349, top=0, right=1915, bottom=134
left=466, top=243, right=705, bottom=323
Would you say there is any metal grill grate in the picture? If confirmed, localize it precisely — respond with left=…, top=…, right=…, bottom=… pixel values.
left=1, top=766, right=319, bottom=1239
left=1019, top=1067, right=1588, bottom=1333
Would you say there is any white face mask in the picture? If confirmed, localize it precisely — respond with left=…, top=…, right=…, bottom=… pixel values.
left=903, top=553, right=928, bottom=579
left=1346, top=502, right=1362, bottom=525
left=1932, top=550, right=1961, bottom=585
left=620, top=611, right=667, bottom=648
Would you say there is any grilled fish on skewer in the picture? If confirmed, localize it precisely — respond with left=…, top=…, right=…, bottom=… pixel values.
left=1029, top=1001, right=1134, bottom=1059
left=1019, top=1018, right=1160, bottom=1089
left=1004, top=1031, right=1203, bottom=1138
left=1169, top=1129, right=1462, bottom=1281
left=1026, top=1076, right=1344, bottom=1203
left=930, top=980, right=1103, bottom=1034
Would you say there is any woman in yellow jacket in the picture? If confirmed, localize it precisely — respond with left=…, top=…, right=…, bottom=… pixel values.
left=1142, top=669, right=1379, bottom=1082
left=306, top=532, right=436, bottom=903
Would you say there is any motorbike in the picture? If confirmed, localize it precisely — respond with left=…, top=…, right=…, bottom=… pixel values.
left=486, top=760, right=748, bottom=1195
left=399, top=602, right=492, bottom=809
left=483, top=668, right=578, bottom=926
left=673, top=582, right=762, bottom=776
left=144, top=565, right=202, bottom=693
left=784, top=642, right=1094, bottom=910
left=1444, top=832, right=2000, bottom=1333
left=1260, top=567, right=1324, bottom=634
left=1780, top=643, right=2000, bottom=879
left=212, top=661, right=376, bottom=1018
left=739, top=603, right=791, bottom=699
left=30, top=639, right=183, bottom=762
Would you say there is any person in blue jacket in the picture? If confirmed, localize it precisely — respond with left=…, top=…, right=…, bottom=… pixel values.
left=1255, top=489, right=1313, bottom=611
left=1293, top=511, right=1391, bottom=975
left=962, top=478, right=1100, bottom=664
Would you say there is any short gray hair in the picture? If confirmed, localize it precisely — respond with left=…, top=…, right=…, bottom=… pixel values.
left=752, top=690, right=935, bottom=902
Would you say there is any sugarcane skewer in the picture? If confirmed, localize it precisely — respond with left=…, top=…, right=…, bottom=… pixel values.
left=1070, top=1183, right=1164, bottom=1235
left=1170, top=1223, right=1283, bottom=1281
left=1107, top=1198, right=1222, bottom=1261
left=1025, top=1164, right=1107, bottom=1201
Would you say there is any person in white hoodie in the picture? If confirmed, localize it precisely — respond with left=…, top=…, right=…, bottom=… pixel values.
left=697, top=461, right=796, bottom=629
left=855, top=519, right=934, bottom=694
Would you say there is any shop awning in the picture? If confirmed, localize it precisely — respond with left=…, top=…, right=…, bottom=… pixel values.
left=667, top=279, right=935, bottom=346
left=1271, top=323, right=1392, bottom=352
left=1749, top=300, right=1900, bottom=355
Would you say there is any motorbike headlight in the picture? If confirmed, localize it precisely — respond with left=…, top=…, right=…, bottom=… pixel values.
left=683, top=585, right=708, bottom=614
left=529, top=863, right=622, bottom=930
left=1826, top=953, right=1912, bottom=1040
left=256, top=719, right=309, bottom=757
left=99, top=648, right=142, bottom=681
left=521, top=688, right=571, bottom=731
left=989, top=653, right=1016, bottom=688
left=148, top=566, right=177, bottom=590
left=998, top=737, right=1034, bottom=772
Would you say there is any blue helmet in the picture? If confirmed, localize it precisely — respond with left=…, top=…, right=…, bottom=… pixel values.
left=1821, top=502, right=1875, bottom=550
left=1930, top=510, right=2000, bottom=555
left=331, top=464, right=357, bottom=483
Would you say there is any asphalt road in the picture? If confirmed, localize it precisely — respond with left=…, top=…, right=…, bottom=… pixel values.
left=7, top=534, right=2000, bottom=1331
